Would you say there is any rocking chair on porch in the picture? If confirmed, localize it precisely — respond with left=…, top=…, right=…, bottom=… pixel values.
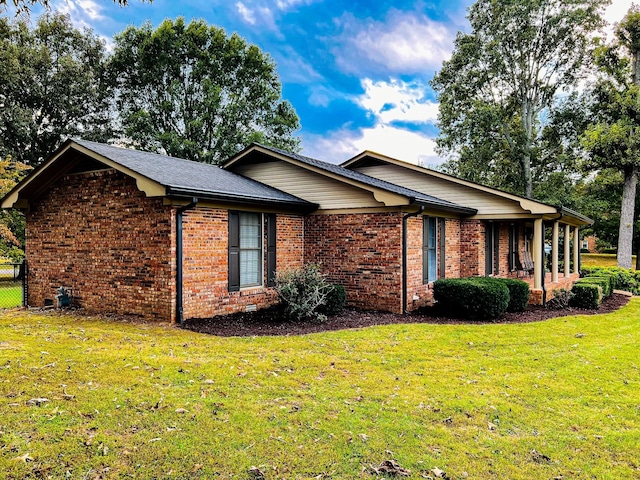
left=517, top=250, right=535, bottom=278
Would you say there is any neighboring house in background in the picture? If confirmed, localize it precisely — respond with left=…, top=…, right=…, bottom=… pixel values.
left=582, top=235, right=598, bottom=253
left=1, top=140, right=592, bottom=322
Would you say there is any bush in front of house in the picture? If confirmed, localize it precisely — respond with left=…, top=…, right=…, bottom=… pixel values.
left=576, top=276, right=612, bottom=298
left=581, top=266, right=639, bottom=294
left=494, top=278, right=530, bottom=312
left=433, top=277, right=510, bottom=320
left=547, top=288, right=574, bottom=310
left=275, top=263, right=334, bottom=322
left=319, top=284, right=347, bottom=316
left=570, top=283, right=603, bottom=309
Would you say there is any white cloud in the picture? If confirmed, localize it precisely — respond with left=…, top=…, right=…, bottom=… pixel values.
left=236, top=2, right=257, bottom=25
left=358, top=78, right=438, bottom=125
left=303, top=125, right=441, bottom=166
left=275, top=0, right=314, bottom=10
left=334, top=10, right=457, bottom=75
left=605, top=0, right=635, bottom=25
left=53, top=0, right=105, bottom=24
left=276, top=46, right=323, bottom=84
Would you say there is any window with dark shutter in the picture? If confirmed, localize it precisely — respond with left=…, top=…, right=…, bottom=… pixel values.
left=508, top=224, right=519, bottom=271
left=439, top=218, right=446, bottom=279
left=423, top=216, right=437, bottom=284
left=266, top=214, right=276, bottom=287
left=229, top=211, right=263, bottom=291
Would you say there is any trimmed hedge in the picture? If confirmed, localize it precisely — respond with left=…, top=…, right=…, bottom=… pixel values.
left=433, top=277, right=510, bottom=320
left=581, top=266, right=639, bottom=294
left=494, top=278, right=530, bottom=312
left=576, top=276, right=612, bottom=298
left=570, top=283, right=603, bottom=309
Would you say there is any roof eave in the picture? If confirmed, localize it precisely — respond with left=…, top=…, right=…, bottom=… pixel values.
left=166, top=186, right=319, bottom=213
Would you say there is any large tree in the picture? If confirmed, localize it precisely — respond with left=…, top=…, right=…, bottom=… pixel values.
left=581, top=6, right=640, bottom=269
left=0, top=13, right=113, bottom=166
left=0, top=0, right=144, bottom=15
left=109, top=17, right=301, bottom=164
left=431, top=0, right=609, bottom=198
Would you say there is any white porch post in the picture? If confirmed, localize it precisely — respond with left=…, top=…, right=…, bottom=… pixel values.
left=552, top=221, right=559, bottom=283
left=533, top=218, right=543, bottom=290
left=573, top=227, right=580, bottom=274
left=564, top=224, right=571, bottom=277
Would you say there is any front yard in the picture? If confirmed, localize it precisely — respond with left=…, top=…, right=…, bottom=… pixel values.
left=1, top=302, right=639, bottom=479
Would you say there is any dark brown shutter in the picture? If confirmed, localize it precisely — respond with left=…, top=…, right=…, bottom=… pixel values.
left=422, top=216, right=429, bottom=284
left=439, top=218, right=446, bottom=279
left=228, top=211, right=240, bottom=292
left=266, top=214, right=277, bottom=287
left=494, top=223, right=500, bottom=275
left=485, top=222, right=493, bottom=276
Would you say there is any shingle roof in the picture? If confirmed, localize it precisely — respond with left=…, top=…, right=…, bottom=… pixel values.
left=240, top=144, right=477, bottom=215
left=72, top=139, right=315, bottom=208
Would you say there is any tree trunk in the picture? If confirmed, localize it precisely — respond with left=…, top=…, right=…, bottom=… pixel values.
left=521, top=100, right=534, bottom=198
left=617, top=165, right=638, bottom=269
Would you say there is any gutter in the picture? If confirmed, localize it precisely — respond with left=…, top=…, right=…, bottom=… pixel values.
left=402, top=206, right=425, bottom=314
left=176, top=197, right=199, bottom=324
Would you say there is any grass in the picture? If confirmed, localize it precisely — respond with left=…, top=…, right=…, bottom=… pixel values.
left=0, top=283, right=21, bottom=309
left=582, top=253, right=636, bottom=269
left=1, top=303, right=639, bottom=479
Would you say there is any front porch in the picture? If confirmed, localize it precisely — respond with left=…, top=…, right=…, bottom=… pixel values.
left=523, top=271, right=580, bottom=304
left=527, top=219, right=583, bottom=305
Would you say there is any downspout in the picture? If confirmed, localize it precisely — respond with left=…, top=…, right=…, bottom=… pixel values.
left=541, top=222, right=547, bottom=307
left=176, top=197, right=199, bottom=324
left=402, top=205, right=425, bottom=314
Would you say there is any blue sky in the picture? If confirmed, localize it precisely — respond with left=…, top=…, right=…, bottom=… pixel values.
left=3, top=0, right=635, bottom=164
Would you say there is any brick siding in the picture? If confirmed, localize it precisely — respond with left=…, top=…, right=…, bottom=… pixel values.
left=26, top=169, right=175, bottom=320
left=181, top=210, right=304, bottom=319
left=305, top=213, right=403, bottom=313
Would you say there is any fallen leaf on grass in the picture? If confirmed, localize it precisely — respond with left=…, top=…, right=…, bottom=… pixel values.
left=368, top=459, right=411, bottom=476
left=26, top=398, right=49, bottom=406
left=431, top=467, right=448, bottom=478
left=248, top=466, right=266, bottom=479
left=13, top=453, right=33, bottom=462
left=175, top=408, right=188, bottom=414
left=531, top=449, right=552, bottom=464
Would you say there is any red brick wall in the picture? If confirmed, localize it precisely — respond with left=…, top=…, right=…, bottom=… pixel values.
left=444, top=218, right=461, bottom=278
left=181, top=210, right=304, bottom=319
left=26, top=169, right=175, bottom=320
left=305, top=213, right=403, bottom=313
left=460, top=220, right=484, bottom=277
left=406, top=216, right=427, bottom=310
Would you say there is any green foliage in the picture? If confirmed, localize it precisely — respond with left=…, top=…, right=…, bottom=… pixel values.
left=319, top=284, right=346, bottom=316
left=274, top=263, right=333, bottom=322
left=1, top=0, right=144, bottom=16
left=0, top=13, right=113, bottom=166
left=431, top=0, right=608, bottom=198
left=109, top=17, right=300, bottom=164
left=547, top=288, right=575, bottom=310
left=582, top=265, right=640, bottom=293
left=494, top=278, right=530, bottom=312
left=433, top=277, right=510, bottom=320
left=570, top=283, right=603, bottom=309
left=576, top=275, right=613, bottom=298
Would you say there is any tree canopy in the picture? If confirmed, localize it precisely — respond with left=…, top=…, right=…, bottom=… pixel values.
left=109, top=17, right=301, bottom=164
left=581, top=5, right=640, bottom=268
left=0, top=13, right=113, bottom=166
left=431, top=0, right=609, bottom=198
left=0, top=0, right=145, bottom=15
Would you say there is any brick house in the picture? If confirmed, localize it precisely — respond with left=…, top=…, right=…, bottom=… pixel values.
left=2, top=139, right=592, bottom=322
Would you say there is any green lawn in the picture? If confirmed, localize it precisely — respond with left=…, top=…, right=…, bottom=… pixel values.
left=0, top=284, right=21, bottom=309
left=1, top=303, right=639, bottom=479
left=582, top=253, right=636, bottom=269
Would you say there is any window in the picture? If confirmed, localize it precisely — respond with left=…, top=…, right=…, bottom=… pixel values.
left=423, top=216, right=437, bottom=283
left=229, top=212, right=276, bottom=291
left=582, top=240, right=589, bottom=250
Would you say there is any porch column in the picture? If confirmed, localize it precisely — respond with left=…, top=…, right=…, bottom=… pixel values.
left=552, top=221, right=559, bottom=283
left=573, top=227, right=580, bottom=274
left=564, top=224, right=571, bottom=277
left=533, top=218, right=543, bottom=290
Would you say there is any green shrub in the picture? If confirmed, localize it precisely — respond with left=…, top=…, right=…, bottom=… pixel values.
left=274, top=263, right=333, bottom=322
left=577, top=276, right=612, bottom=298
left=582, top=266, right=638, bottom=294
left=570, top=283, right=603, bottom=309
left=433, top=277, right=510, bottom=320
left=494, top=278, right=530, bottom=312
left=319, top=284, right=346, bottom=316
left=547, top=288, right=574, bottom=310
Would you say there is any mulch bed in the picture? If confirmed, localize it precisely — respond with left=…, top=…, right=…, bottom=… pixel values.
left=181, top=293, right=631, bottom=337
